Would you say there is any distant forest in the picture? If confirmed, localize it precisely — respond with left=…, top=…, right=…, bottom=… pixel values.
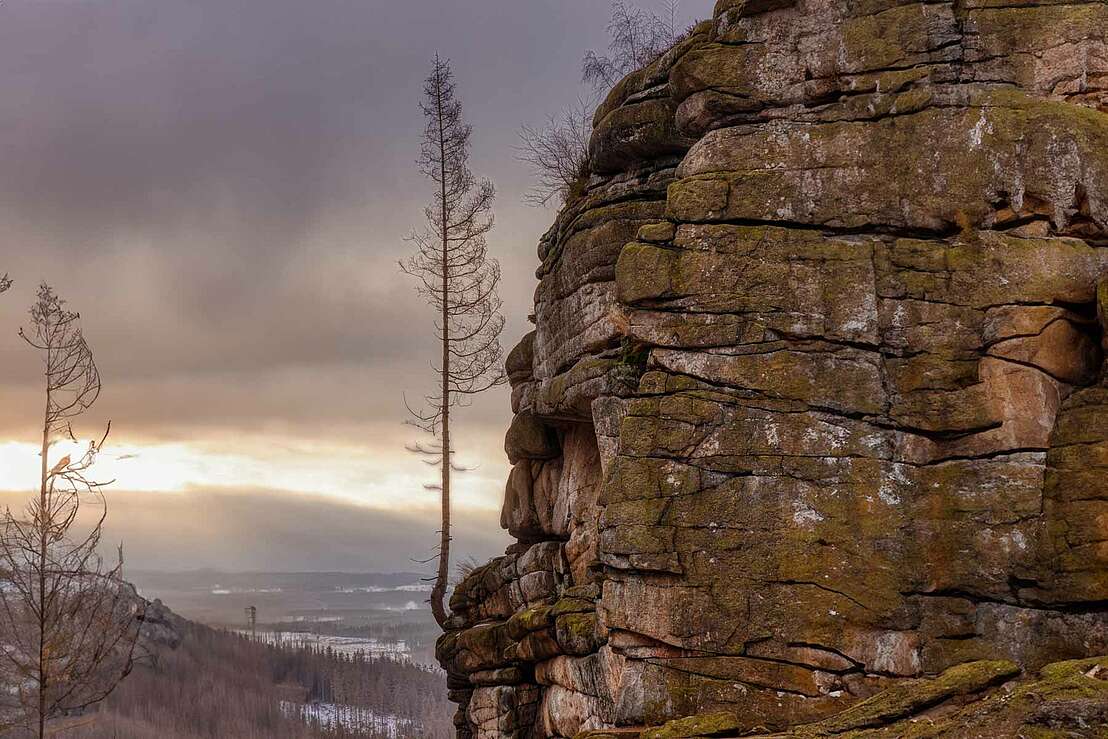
left=264, top=615, right=445, bottom=667
left=72, top=618, right=453, bottom=738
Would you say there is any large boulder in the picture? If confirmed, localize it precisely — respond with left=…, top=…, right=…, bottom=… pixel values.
left=442, top=1, right=1108, bottom=736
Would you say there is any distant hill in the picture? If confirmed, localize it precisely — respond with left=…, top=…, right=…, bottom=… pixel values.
left=129, top=570, right=430, bottom=591
left=72, top=600, right=452, bottom=738
left=128, top=570, right=438, bottom=628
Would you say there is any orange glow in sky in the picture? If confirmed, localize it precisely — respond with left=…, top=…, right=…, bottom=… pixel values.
left=0, top=435, right=506, bottom=512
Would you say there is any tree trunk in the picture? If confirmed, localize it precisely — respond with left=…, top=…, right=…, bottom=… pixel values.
left=37, top=343, right=50, bottom=739
left=430, top=83, right=451, bottom=630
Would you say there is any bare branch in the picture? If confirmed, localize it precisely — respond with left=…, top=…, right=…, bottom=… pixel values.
left=581, top=0, right=691, bottom=93
left=516, top=98, right=594, bottom=207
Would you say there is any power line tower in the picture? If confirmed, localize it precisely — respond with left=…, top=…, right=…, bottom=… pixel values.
left=244, top=605, right=257, bottom=640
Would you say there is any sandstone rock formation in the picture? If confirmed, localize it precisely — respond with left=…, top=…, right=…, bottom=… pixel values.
left=439, top=1, right=1108, bottom=736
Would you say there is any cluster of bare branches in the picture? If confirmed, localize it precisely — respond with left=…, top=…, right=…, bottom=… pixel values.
left=401, top=56, right=506, bottom=628
left=516, top=98, right=594, bottom=207
left=1, top=275, right=11, bottom=294
left=0, top=284, right=141, bottom=737
left=582, top=0, right=686, bottom=92
left=515, top=2, right=693, bottom=207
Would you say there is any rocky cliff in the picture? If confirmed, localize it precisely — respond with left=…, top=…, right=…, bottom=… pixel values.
left=438, top=1, right=1108, bottom=736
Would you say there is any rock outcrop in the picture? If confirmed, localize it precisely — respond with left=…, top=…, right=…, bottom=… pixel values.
left=439, top=1, right=1108, bottom=736
left=136, top=595, right=183, bottom=652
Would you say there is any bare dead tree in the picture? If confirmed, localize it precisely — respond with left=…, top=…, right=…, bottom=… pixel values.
left=400, top=56, right=506, bottom=628
left=0, top=283, right=141, bottom=738
left=582, top=0, right=687, bottom=92
left=1, top=274, right=11, bottom=294
left=519, top=2, right=695, bottom=207
left=516, top=98, right=594, bottom=207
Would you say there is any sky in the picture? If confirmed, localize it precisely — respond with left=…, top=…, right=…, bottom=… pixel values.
left=0, top=0, right=713, bottom=574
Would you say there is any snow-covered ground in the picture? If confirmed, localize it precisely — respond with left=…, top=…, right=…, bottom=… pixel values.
left=334, top=583, right=431, bottom=593
left=280, top=701, right=416, bottom=737
left=210, top=586, right=284, bottom=594
left=236, top=630, right=411, bottom=660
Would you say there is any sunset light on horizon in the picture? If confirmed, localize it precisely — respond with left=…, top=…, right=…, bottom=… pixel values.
left=0, top=434, right=508, bottom=512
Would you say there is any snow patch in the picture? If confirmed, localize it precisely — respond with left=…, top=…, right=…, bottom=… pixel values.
left=281, top=701, right=416, bottom=738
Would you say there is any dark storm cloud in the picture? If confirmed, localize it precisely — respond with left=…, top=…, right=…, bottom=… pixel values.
left=1, top=0, right=725, bottom=436
left=0, top=0, right=476, bottom=375
left=2, top=0, right=404, bottom=235
left=0, top=0, right=712, bottom=404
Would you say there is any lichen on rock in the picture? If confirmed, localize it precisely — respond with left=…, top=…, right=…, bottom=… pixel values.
left=439, top=1, right=1108, bottom=736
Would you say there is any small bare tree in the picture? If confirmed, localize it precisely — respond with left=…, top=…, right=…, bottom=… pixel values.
left=517, top=1, right=692, bottom=207
left=582, top=0, right=686, bottom=92
left=401, top=56, right=506, bottom=628
left=0, top=284, right=141, bottom=737
left=516, top=98, right=594, bottom=207
left=657, top=0, right=682, bottom=46
left=1, top=274, right=11, bottom=294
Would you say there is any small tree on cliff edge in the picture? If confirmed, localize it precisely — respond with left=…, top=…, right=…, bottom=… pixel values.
left=0, top=284, right=141, bottom=737
left=401, top=56, right=506, bottom=628
left=516, top=98, right=593, bottom=207
left=582, top=0, right=685, bottom=92
left=517, top=1, right=690, bottom=208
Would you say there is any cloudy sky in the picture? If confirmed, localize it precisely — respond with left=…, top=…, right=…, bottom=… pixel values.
left=0, top=0, right=711, bottom=573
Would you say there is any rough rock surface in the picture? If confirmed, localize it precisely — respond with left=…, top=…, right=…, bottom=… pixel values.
left=576, top=655, right=1108, bottom=738
left=135, top=595, right=183, bottom=651
left=439, top=1, right=1108, bottom=737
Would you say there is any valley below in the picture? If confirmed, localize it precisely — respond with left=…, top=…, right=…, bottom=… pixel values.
left=73, top=571, right=455, bottom=738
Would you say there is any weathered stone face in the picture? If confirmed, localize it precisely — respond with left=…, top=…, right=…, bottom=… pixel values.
left=441, top=2, right=1108, bottom=737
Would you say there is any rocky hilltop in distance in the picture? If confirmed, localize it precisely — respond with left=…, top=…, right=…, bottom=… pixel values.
left=438, top=1, right=1108, bottom=736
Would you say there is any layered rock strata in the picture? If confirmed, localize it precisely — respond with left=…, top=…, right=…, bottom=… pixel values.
left=439, top=1, right=1108, bottom=736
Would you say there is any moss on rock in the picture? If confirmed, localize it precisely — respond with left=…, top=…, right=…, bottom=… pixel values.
left=640, top=711, right=743, bottom=739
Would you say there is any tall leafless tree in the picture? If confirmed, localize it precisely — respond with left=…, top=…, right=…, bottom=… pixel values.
left=400, top=57, right=506, bottom=628
left=516, top=98, right=594, bottom=207
left=582, top=0, right=685, bottom=92
left=0, top=284, right=141, bottom=737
